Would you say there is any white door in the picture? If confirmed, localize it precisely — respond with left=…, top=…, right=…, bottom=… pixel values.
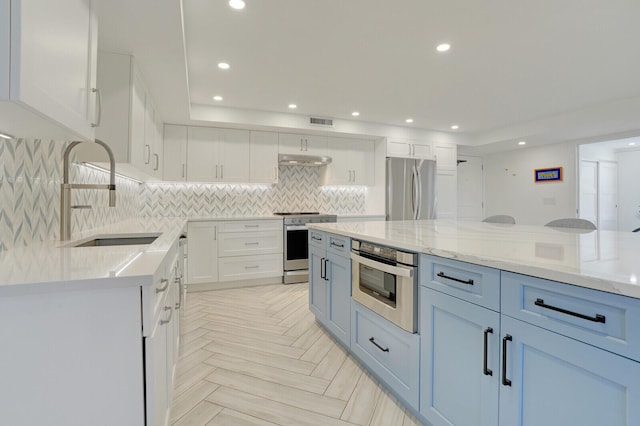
left=325, top=137, right=353, bottom=185
left=219, top=129, right=251, bottom=182
left=186, top=222, right=218, bottom=284
left=250, top=131, right=279, bottom=183
left=457, top=156, right=484, bottom=221
left=598, top=161, right=618, bottom=231
left=304, top=134, right=328, bottom=156
left=163, top=125, right=187, bottom=181
left=579, top=160, right=598, bottom=226
left=187, top=127, right=220, bottom=182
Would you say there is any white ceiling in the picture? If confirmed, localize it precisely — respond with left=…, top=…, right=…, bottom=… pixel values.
left=98, top=0, right=640, bottom=150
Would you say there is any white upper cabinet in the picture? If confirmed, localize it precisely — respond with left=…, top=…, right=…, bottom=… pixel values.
left=186, top=126, right=250, bottom=183
left=163, top=125, right=187, bottom=182
left=387, top=138, right=434, bottom=160
left=250, top=131, right=279, bottom=184
left=321, top=137, right=374, bottom=186
left=82, top=52, right=163, bottom=180
left=434, top=141, right=457, bottom=169
left=0, top=0, right=99, bottom=141
left=187, top=126, right=220, bottom=182
left=279, top=133, right=328, bottom=156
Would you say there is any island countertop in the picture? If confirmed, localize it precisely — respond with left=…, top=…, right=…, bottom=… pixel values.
left=307, top=219, right=640, bottom=299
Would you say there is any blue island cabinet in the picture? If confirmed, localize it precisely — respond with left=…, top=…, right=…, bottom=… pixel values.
left=308, top=230, right=351, bottom=347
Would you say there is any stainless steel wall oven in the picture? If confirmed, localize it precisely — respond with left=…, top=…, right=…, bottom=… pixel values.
left=351, top=240, right=418, bottom=332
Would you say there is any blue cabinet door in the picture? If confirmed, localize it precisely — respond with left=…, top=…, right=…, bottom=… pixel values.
left=420, top=287, right=500, bottom=426
left=499, top=315, right=640, bottom=426
left=309, top=244, right=327, bottom=323
left=326, top=251, right=351, bottom=347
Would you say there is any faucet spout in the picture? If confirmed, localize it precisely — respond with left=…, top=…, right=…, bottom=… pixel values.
left=60, top=139, right=117, bottom=241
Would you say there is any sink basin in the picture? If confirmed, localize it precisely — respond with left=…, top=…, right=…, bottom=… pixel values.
left=65, top=233, right=160, bottom=248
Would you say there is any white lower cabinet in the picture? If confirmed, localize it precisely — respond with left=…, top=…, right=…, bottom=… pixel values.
left=187, top=219, right=283, bottom=287
left=187, top=221, right=219, bottom=284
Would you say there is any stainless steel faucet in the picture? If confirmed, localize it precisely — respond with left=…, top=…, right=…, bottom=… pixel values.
left=60, top=139, right=116, bottom=241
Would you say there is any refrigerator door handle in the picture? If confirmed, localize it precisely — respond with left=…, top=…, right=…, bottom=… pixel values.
left=412, top=163, right=420, bottom=219
left=416, top=165, right=422, bottom=219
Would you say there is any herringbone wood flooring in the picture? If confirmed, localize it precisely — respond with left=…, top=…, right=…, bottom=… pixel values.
left=170, top=283, right=423, bottom=425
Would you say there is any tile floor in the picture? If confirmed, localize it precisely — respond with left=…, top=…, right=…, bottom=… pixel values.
left=170, top=283, right=424, bottom=426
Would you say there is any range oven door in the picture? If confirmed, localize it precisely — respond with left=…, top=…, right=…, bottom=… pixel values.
left=351, top=252, right=417, bottom=333
left=284, top=225, right=309, bottom=270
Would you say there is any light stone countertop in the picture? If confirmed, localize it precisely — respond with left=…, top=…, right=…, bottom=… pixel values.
left=0, top=215, right=284, bottom=296
left=308, top=219, right=640, bottom=299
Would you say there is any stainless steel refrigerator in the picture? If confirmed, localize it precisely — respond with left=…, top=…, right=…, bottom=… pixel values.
left=386, top=157, right=437, bottom=220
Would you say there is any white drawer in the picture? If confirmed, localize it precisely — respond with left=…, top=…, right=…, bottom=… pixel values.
left=502, top=271, right=640, bottom=362
left=142, top=251, right=177, bottom=337
left=218, top=254, right=283, bottom=282
left=218, top=220, right=283, bottom=233
left=218, top=231, right=283, bottom=257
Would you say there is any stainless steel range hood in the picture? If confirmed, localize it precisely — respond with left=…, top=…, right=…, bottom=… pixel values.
left=278, top=154, right=332, bottom=167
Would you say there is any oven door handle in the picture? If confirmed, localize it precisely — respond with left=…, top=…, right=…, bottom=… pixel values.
left=285, top=225, right=308, bottom=231
left=350, top=253, right=413, bottom=278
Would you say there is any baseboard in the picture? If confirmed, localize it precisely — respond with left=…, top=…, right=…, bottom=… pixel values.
left=186, top=276, right=284, bottom=292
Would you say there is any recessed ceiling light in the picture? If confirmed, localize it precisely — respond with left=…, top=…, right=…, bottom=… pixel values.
left=451, top=125, right=459, bottom=130
left=629, top=142, right=637, bottom=146
left=518, top=141, right=527, bottom=145
left=436, top=43, right=451, bottom=52
left=229, top=0, right=245, bottom=10
left=405, top=118, right=414, bottom=124
left=217, top=62, right=230, bottom=70
left=352, top=111, right=360, bottom=117
left=213, top=95, right=223, bottom=101
left=288, top=104, right=297, bottom=109
left=0, top=132, right=14, bottom=140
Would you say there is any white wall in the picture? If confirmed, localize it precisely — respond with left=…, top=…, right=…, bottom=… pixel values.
left=616, top=149, right=640, bottom=232
left=483, top=142, right=578, bottom=226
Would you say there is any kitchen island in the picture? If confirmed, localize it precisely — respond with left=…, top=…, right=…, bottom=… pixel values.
left=307, top=219, right=640, bottom=426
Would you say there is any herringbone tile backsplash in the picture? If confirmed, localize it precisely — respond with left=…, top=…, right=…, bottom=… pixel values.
left=0, top=139, right=365, bottom=251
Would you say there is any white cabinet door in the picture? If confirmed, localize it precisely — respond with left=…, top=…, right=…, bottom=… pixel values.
left=130, top=66, right=148, bottom=170
left=187, top=222, right=218, bottom=284
left=145, top=309, right=169, bottom=426
left=387, top=140, right=413, bottom=158
left=279, top=133, right=306, bottom=154
left=152, top=117, right=164, bottom=179
left=187, top=127, right=220, bottom=182
left=323, top=137, right=374, bottom=185
left=219, top=128, right=250, bottom=182
left=349, top=140, right=374, bottom=185
left=163, top=125, right=187, bottom=181
left=0, top=0, right=98, bottom=141
left=279, top=133, right=327, bottom=156
left=250, top=131, right=279, bottom=183
left=144, top=100, right=156, bottom=175
left=436, top=169, right=458, bottom=219
left=434, top=141, right=457, bottom=169
left=412, top=141, right=433, bottom=159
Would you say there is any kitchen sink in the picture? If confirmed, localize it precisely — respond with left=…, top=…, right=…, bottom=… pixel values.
left=65, top=233, right=160, bottom=248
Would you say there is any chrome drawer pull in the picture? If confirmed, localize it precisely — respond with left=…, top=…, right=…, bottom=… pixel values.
left=245, top=265, right=260, bottom=269
left=331, top=241, right=344, bottom=248
left=437, top=271, right=474, bottom=286
left=502, top=334, right=512, bottom=386
left=369, top=337, right=390, bottom=352
left=156, top=278, right=169, bottom=293
left=160, top=306, right=173, bottom=325
left=534, top=298, right=606, bottom=323
left=244, top=224, right=260, bottom=228
left=245, top=242, right=260, bottom=245
left=311, top=236, right=322, bottom=241
left=483, top=327, right=493, bottom=376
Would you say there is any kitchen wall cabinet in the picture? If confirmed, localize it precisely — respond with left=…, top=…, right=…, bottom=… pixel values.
left=163, top=125, right=187, bottom=181
left=83, top=52, right=163, bottom=180
left=186, top=127, right=250, bottom=182
left=186, top=221, right=218, bottom=284
left=308, top=230, right=352, bottom=347
left=434, top=141, right=457, bottom=169
left=0, top=0, right=98, bottom=141
left=321, top=137, right=374, bottom=186
left=387, top=138, right=434, bottom=160
left=436, top=168, right=458, bottom=218
left=250, top=131, right=279, bottom=183
left=279, top=133, right=328, bottom=156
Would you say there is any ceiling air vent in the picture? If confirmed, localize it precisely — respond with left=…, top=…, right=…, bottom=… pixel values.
left=309, top=116, right=334, bottom=127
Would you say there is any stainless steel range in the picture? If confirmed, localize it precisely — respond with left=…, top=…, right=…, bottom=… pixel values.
left=274, top=212, right=337, bottom=284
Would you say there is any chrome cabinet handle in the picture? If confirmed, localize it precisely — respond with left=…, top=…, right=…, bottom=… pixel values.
left=215, top=165, right=219, bottom=179
left=145, top=144, right=151, bottom=164
left=502, top=334, right=512, bottom=386
left=330, top=241, right=344, bottom=248
left=245, top=242, right=260, bottom=246
left=221, top=165, right=224, bottom=179
left=320, top=257, right=326, bottom=279
left=182, top=163, right=186, bottom=178
left=534, top=298, right=606, bottom=323
left=311, top=235, right=322, bottom=241
left=437, top=271, right=474, bottom=286
left=91, top=88, right=102, bottom=128
left=156, top=278, right=169, bottom=293
left=244, top=224, right=260, bottom=228
left=483, top=327, right=493, bottom=376
left=245, top=265, right=260, bottom=269
left=153, top=153, right=159, bottom=171
left=274, top=166, right=278, bottom=181
left=369, top=337, right=389, bottom=352
left=160, top=306, right=173, bottom=325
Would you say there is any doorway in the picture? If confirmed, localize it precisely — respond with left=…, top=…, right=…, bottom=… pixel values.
left=457, top=155, right=484, bottom=221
